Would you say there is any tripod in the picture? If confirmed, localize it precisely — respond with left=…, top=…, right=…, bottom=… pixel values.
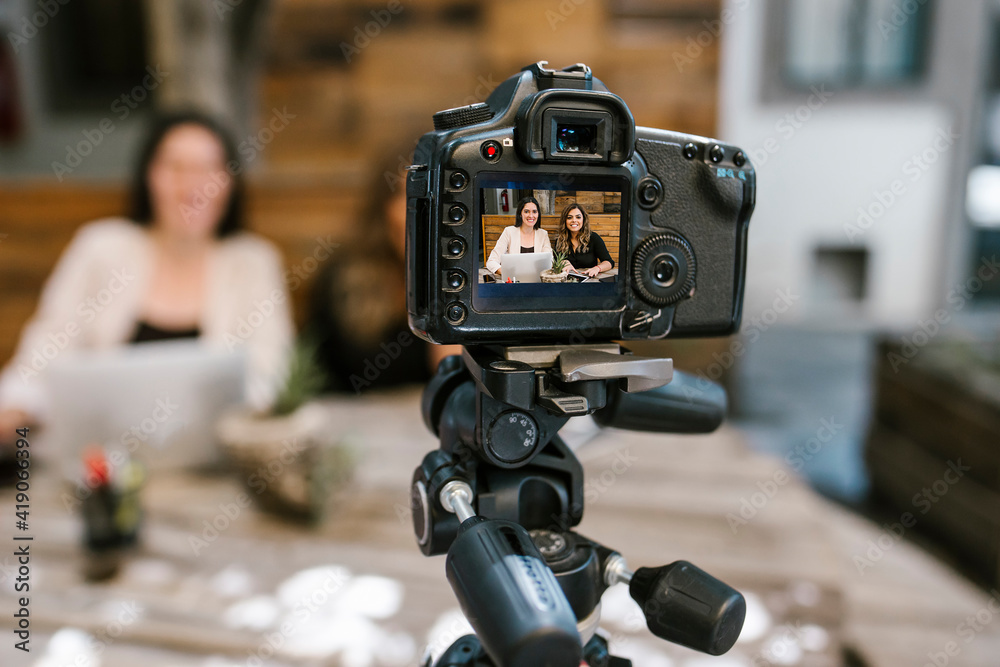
left=412, top=344, right=746, bottom=667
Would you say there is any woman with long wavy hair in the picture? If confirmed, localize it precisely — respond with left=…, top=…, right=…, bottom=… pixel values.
left=555, top=203, right=614, bottom=278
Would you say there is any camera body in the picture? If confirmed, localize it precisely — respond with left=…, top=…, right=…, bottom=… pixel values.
left=406, top=62, right=755, bottom=346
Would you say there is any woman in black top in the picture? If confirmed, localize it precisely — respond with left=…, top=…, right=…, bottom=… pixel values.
left=306, top=150, right=459, bottom=393
left=555, top=203, right=614, bottom=278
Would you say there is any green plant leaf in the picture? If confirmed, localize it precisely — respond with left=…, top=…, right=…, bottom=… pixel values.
left=271, top=337, right=327, bottom=416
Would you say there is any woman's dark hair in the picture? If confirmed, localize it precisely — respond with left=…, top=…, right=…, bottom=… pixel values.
left=129, top=110, right=245, bottom=238
left=514, top=196, right=541, bottom=228
left=359, top=147, right=411, bottom=253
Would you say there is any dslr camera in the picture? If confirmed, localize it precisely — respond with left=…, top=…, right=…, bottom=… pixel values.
left=407, top=63, right=755, bottom=666
left=406, top=61, right=755, bottom=345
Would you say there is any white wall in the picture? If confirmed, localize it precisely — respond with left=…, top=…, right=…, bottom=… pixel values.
left=718, top=0, right=956, bottom=328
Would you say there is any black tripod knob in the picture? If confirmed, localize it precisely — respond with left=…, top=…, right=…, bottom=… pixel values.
left=628, top=561, right=745, bottom=656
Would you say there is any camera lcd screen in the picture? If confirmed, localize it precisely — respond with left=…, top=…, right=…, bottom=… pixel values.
left=473, top=173, right=627, bottom=312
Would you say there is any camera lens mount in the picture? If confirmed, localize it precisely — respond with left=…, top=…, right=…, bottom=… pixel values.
left=631, top=233, right=696, bottom=307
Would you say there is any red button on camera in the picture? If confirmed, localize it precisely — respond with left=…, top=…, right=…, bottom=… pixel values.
left=480, top=140, right=502, bottom=161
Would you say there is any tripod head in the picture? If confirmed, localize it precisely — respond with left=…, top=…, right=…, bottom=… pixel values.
left=412, top=344, right=744, bottom=667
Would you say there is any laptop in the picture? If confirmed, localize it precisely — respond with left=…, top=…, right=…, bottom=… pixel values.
left=500, top=252, right=553, bottom=283
left=42, top=340, right=246, bottom=477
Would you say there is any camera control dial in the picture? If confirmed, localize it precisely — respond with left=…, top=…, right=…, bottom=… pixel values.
left=433, top=103, right=495, bottom=131
left=632, top=233, right=696, bottom=307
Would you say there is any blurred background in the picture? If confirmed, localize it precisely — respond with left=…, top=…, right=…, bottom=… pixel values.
left=1, top=0, right=1000, bottom=666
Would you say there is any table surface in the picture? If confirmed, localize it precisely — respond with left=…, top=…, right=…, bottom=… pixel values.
left=3, top=389, right=999, bottom=666
left=479, top=266, right=619, bottom=282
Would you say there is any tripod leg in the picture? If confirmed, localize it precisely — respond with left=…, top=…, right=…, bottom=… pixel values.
left=583, top=634, right=633, bottom=667
left=430, top=633, right=633, bottom=667
left=430, top=635, right=494, bottom=666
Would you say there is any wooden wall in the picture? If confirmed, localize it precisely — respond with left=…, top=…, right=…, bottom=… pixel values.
left=0, top=186, right=129, bottom=365
left=259, top=0, right=722, bottom=182
left=0, top=0, right=724, bottom=367
left=482, top=214, right=621, bottom=267
left=0, top=183, right=355, bottom=364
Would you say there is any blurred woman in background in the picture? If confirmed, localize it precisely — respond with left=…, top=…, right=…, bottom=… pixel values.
left=0, top=111, right=293, bottom=442
left=307, top=149, right=458, bottom=393
left=485, top=196, right=552, bottom=275
left=556, top=202, right=614, bottom=278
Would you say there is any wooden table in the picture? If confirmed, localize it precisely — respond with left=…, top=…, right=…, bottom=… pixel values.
left=478, top=267, right=618, bottom=282
left=2, top=389, right=999, bottom=666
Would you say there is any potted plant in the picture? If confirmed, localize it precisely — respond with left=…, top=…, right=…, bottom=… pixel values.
left=540, top=250, right=569, bottom=283
left=215, top=338, right=354, bottom=522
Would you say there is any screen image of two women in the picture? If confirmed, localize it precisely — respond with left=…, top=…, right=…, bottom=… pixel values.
left=485, top=197, right=616, bottom=278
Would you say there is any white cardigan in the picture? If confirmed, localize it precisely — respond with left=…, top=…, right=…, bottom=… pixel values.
left=0, top=218, right=294, bottom=418
left=485, top=226, right=553, bottom=274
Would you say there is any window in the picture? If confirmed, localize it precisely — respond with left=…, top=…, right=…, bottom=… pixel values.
left=43, top=0, right=149, bottom=113
left=783, top=0, right=932, bottom=89
left=811, top=246, right=869, bottom=306
left=967, top=14, right=1000, bottom=301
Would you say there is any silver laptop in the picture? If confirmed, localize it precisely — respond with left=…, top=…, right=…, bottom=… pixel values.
left=500, top=252, right=553, bottom=283
left=43, top=340, right=246, bottom=477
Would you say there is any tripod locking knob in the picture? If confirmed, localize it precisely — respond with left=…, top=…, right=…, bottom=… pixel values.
left=628, top=561, right=745, bottom=656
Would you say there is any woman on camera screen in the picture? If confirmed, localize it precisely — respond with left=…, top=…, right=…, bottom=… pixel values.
left=485, top=196, right=552, bottom=275
left=556, top=203, right=614, bottom=278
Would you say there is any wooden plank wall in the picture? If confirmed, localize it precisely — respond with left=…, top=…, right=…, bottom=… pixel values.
left=0, top=182, right=360, bottom=366
left=259, top=0, right=721, bottom=180
left=866, top=340, right=1000, bottom=588
left=0, top=185, right=129, bottom=365
left=0, top=0, right=723, bottom=367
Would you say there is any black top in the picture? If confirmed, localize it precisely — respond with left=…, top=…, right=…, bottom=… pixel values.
left=131, top=320, right=200, bottom=344
left=307, top=253, right=433, bottom=394
left=566, top=233, right=614, bottom=271
left=519, top=245, right=534, bottom=254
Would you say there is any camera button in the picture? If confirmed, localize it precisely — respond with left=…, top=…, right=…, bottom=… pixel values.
left=480, top=140, right=502, bottom=161
left=447, top=204, right=467, bottom=224
left=446, top=270, right=466, bottom=290
left=449, top=171, right=468, bottom=190
left=446, top=238, right=465, bottom=257
left=683, top=143, right=698, bottom=159
left=734, top=151, right=747, bottom=167
left=709, top=145, right=725, bottom=163
left=637, top=176, right=663, bottom=210
left=446, top=302, right=467, bottom=324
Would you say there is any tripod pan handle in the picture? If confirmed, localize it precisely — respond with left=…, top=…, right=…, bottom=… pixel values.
left=592, top=370, right=726, bottom=433
left=446, top=517, right=582, bottom=667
